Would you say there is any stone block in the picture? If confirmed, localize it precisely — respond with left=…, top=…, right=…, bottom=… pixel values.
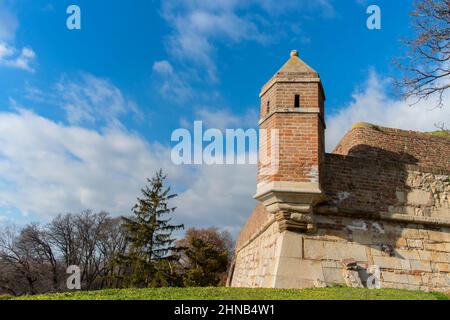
left=424, top=242, right=450, bottom=252
left=410, top=260, right=432, bottom=272
left=273, top=276, right=316, bottom=289
left=407, top=190, right=432, bottom=206
left=373, top=256, right=402, bottom=270
left=427, top=230, right=450, bottom=242
left=382, top=272, right=408, bottom=284
left=434, top=262, right=450, bottom=273
left=400, top=260, right=411, bottom=271
left=322, top=267, right=343, bottom=284
left=278, top=231, right=303, bottom=258
left=417, top=250, right=432, bottom=261
left=276, top=258, right=322, bottom=279
left=321, top=260, right=338, bottom=268
left=343, top=270, right=363, bottom=288
left=304, top=239, right=368, bottom=262
left=408, top=275, right=423, bottom=286
left=431, top=274, right=450, bottom=288
left=395, top=249, right=420, bottom=260
left=407, top=239, right=424, bottom=249
left=432, top=251, right=450, bottom=263
left=395, top=238, right=408, bottom=248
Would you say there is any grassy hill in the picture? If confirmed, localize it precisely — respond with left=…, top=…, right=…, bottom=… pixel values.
left=6, top=287, right=449, bottom=300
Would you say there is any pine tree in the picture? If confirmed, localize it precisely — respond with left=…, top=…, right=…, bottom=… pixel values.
left=120, top=169, right=184, bottom=287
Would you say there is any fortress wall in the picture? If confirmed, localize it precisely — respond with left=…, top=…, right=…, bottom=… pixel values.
left=323, top=154, right=450, bottom=217
left=231, top=128, right=449, bottom=291
left=231, top=214, right=450, bottom=291
left=301, top=214, right=450, bottom=292
left=231, top=157, right=450, bottom=291
left=235, top=204, right=273, bottom=251
left=230, top=220, right=280, bottom=288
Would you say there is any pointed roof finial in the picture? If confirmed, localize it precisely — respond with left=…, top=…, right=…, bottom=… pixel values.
left=275, top=49, right=318, bottom=76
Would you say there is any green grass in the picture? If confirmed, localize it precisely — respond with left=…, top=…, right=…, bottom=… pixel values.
left=7, top=286, right=449, bottom=300
left=429, top=130, right=450, bottom=137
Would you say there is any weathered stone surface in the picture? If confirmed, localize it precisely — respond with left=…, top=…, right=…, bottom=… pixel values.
left=343, top=270, right=363, bottom=288
left=395, top=249, right=420, bottom=260
left=382, top=272, right=409, bottom=284
left=304, top=239, right=368, bottom=262
left=410, top=260, right=432, bottom=272
left=373, top=256, right=403, bottom=270
left=277, top=231, right=303, bottom=258
left=407, top=239, right=424, bottom=249
left=274, top=259, right=324, bottom=289
left=433, top=262, right=450, bottom=273
left=424, top=242, right=450, bottom=252
left=408, top=275, right=423, bottom=286
left=322, top=267, right=343, bottom=284
left=407, top=190, right=432, bottom=206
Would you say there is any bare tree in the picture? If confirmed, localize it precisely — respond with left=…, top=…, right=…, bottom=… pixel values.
left=0, top=226, right=40, bottom=294
left=47, top=214, right=81, bottom=268
left=20, top=224, right=61, bottom=291
left=96, top=216, right=129, bottom=288
left=397, top=0, right=450, bottom=107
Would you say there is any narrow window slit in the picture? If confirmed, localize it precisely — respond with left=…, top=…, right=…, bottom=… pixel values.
left=294, top=95, right=300, bottom=108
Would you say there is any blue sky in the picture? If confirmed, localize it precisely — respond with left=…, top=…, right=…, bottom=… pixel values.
left=0, top=0, right=449, bottom=236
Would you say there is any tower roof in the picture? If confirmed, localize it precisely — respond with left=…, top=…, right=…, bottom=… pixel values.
left=260, top=49, right=323, bottom=98
left=275, top=50, right=319, bottom=78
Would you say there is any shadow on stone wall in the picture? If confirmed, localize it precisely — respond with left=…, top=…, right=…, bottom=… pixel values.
left=322, top=145, right=422, bottom=215
left=345, top=144, right=419, bottom=165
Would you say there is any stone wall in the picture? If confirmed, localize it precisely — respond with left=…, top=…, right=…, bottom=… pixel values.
left=323, top=154, right=449, bottom=216
left=304, top=214, right=450, bottom=291
left=232, top=154, right=450, bottom=291
left=231, top=121, right=449, bottom=292
left=231, top=212, right=450, bottom=291
left=231, top=220, right=280, bottom=288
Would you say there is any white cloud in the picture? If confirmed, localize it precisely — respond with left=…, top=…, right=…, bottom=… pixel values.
left=0, top=109, right=168, bottom=219
left=54, top=73, right=140, bottom=126
left=161, top=1, right=269, bottom=82
left=152, top=60, right=193, bottom=103
left=173, top=164, right=257, bottom=236
left=0, top=3, right=36, bottom=72
left=0, top=108, right=258, bottom=236
left=155, top=0, right=335, bottom=97
left=326, top=70, right=450, bottom=151
left=0, top=41, right=36, bottom=72
left=0, top=2, right=18, bottom=41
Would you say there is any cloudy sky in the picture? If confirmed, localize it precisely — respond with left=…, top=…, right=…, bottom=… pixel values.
left=0, top=0, right=448, bottom=237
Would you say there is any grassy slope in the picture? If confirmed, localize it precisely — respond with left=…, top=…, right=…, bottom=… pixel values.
left=9, top=287, right=449, bottom=300
left=429, top=130, right=450, bottom=137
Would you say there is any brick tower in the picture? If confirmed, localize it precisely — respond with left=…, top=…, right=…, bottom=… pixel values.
left=254, top=49, right=326, bottom=233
